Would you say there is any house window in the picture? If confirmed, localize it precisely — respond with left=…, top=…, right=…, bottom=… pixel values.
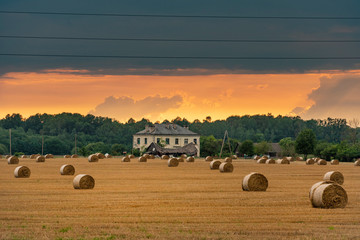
left=166, top=138, right=170, bottom=145
left=157, top=138, right=160, bottom=144
left=137, top=138, right=140, bottom=144
left=175, top=138, right=179, bottom=145
left=193, top=138, right=197, bottom=144
left=144, top=138, right=147, bottom=144
left=184, top=138, right=188, bottom=144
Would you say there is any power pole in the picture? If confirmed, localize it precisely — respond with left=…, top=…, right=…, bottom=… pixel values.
left=9, top=129, right=12, bottom=155
left=219, top=130, right=232, bottom=158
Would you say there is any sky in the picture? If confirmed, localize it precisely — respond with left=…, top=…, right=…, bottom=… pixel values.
left=1, top=0, right=360, bottom=122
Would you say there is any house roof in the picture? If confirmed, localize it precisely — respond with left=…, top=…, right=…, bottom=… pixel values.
left=145, top=142, right=198, bottom=156
left=134, top=123, right=199, bottom=136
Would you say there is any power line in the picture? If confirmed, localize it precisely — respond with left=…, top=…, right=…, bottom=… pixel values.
left=1, top=10, right=360, bottom=20
left=0, top=35, right=359, bottom=43
left=1, top=53, right=359, bottom=60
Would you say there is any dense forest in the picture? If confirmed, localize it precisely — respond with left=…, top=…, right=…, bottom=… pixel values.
left=0, top=113, right=358, bottom=161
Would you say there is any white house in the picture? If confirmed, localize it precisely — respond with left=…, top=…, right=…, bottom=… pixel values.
left=133, top=123, right=200, bottom=156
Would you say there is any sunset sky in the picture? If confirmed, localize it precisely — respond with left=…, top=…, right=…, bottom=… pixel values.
left=1, top=0, right=360, bottom=122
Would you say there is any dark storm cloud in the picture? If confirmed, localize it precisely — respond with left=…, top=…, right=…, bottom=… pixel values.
left=1, top=0, right=360, bottom=75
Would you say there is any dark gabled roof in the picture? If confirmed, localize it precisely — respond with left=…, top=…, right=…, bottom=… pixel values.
left=145, top=142, right=198, bottom=156
left=135, top=123, right=199, bottom=136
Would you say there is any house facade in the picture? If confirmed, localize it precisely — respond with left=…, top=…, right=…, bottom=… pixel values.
left=133, top=123, right=200, bottom=156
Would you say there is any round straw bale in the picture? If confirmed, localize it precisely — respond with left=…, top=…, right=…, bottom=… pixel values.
left=177, top=157, right=184, bottom=162
left=29, top=154, right=36, bottom=159
left=143, top=154, right=150, bottom=159
left=148, top=154, right=155, bottom=159
left=296, top=156, right=303, bottom=161
left=14, top=166, right=31, bottom=178
left=73, top=174, right=95, bottom=189
left=330, top=159, right=339, bottom=165
left=71, top=154, right=78, bottom=158
left=355, top=160, right=360, bottom=166
left=257, top=158, right=266, bottom=164
left=138, top=156, right=147, bottom=162
left=21, top=155, right=27, bottom=158
left=64, top=155, right=71, bottom=158
left=254, top=156, right=261, bottom=160
left=232, top=155, right=237, bottom=159
left=45, top=154, right=54, bottom=159
left=128, top=154, right=135, bottom=158
left=161, top=155, right=169, bottom=160
left=242, top=172, right=268, bottom=191
left=219, top=162, right=234, bottom=173
left=8, top=156, right=19, bottom=164
left=310, top=182, right=347, bottom=208
left=266, top=158, right=276, bottom=164
left=323, top=171, right=344, bottom=185
left=186, top=156, right=195, bottom=162
left=205, top=156, right=213, bottom=162
left=168, top=158, right=179, bottom=167
left=315, top=158, right=321, bottom=163
left=88, top=154, right=99, bottom=162
left=261, top=156, right=269, bottom=160
left=210, top=160, right=221, bottom=170
left=105, top=153, right=112, bottom=158
left=95, top=153, right=105, bottom=159
left=317, top=159, right=327, bottom=165
left=224, top=157, right=232, bottom=163
left=5, top=155, right=10, bottom=159
left=181, top=154, right=187, bottom=158
left=306, top=158, right=315, bottom=165
left=122, top=156, right=130, bottom=162
left=60, top=164, right=75, bottom=175
left=276, top=159, right=290, bottom=164
left=286, top=156, right=295, bottom=162
left=36, top=156, right=45, bottom=162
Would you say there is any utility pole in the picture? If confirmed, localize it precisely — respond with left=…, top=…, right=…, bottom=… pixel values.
left=219, top=130, right=232, bottom=158
left=9, top=129, right=12, bottom=155
left=41, top=120, right=44, bottom=155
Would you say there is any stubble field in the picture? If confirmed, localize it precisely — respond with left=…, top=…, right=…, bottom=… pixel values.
left=0, top=157, right=359, bottom=240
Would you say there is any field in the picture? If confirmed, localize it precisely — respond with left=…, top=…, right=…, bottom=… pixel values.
left=1, top=157, right=360, bottom=240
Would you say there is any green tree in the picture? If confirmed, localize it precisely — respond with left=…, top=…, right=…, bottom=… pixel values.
left=295, top=129, right=316, bottom=159
left=254, top=141, right=270, bottom=155
left=111, top=143, right=127, bottom=155
left=200, top=135, right=220, bottom=157
left=0, top=143, right=8, bottom=154
left=279, top=137, right=296, bottom=157
left=240, top=140, right=254, bottom=156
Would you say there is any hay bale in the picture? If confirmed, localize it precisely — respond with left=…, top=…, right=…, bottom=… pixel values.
left=122, top=156, right=130, bottom=162
left=181, top=154, right=187, bottom=158
left=315, top=158, right=321, bottom=163
left=60, top=164, right=75, bottom=175
left=306, top=159, right=315, bottom=165
left=36, top=156, right=45, bottom=162
left=21, top=155, right=27, bottom=158
left=71, top=154, right=78, bottom=158
left=330, top=159, right=339, bottom=165
left=266, top=159, right=275, bottom=164
left=8, top=156, right=19, bottom=164
left=254, top=156, right=261, bottom=160
left=257, top=158, right=266, bottom=164
left=64, top=155, right=71, bottom=158
left=232, top=155, right=237, bottom=159
left=95, top=153, right=105, bottom=159
left=161, top=155, right=169, bottom=160
left=210, top=160, right=221, bottom=170
left=5, top=155, right=10, bottom=159
left=128, top=154, right=135, bottom=159
left=14, top=166, right=31, bottom=178
left=45, top=154, right=54, bottom=159
left=276, top=159, right=290, bottom=164
left=88, top=154, right=99, bottom=162
left=205, top=156, right=213, bottom=162
left=186, top=156, right=195, bottom=162
left=286, top=156, right=295, bottom=162
left=148, top=154, right=155, bottom=159
left=177, top=157, right=184, bottom=162
left=73, top=174, right=95, bottom=189
left=317, top=159, right=327, bottom=165
left=310, top=181, right=347, bottom=208
left=138, top=156, right=147, bottom=162
left=29, top=154, right=36, bottom=159
left=323, top=171, right=344, bottom=185
left=355, top=160, right=360, bottom=166
left=168, top=158, right=179, bottom=167
left=224, top=157, right=232, bottom=163
left=242, top=172, right=268, bottom=191
left=219, top=162, right=233, bottom=173
left=261, top=156, right=269, bottom=160
left=296, top=156, right=303, bottom=161
left=143, top=154, right=150, bottom=159
left=105, top=153, right=112, bottom=158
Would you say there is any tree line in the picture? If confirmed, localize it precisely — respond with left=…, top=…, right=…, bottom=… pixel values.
left=0, top=113, right=358, bottom=161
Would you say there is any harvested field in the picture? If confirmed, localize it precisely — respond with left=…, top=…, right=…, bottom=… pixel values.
left=1, top=158, right=360, bottom=239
